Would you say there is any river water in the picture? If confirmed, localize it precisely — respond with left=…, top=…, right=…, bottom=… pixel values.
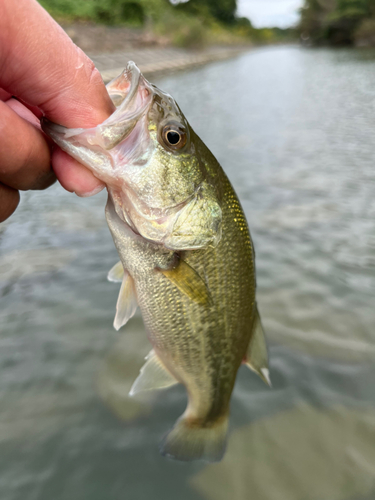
left=1, top=46, right=375, bottom=500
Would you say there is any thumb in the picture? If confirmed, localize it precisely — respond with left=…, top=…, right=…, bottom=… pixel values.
left=0, top=0, right=114, bottom=127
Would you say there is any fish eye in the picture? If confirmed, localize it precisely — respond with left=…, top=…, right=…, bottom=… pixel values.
left=162, top=123, right=187, bottom=150
left=167, top=130, right=181, bottom=145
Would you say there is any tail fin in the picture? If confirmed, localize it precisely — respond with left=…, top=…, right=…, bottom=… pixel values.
left=159, top=414, right=228, bottom=463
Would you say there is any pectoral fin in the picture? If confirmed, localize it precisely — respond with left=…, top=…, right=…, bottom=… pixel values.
left=129, top=350, right=179, bottom=396
left=114, top=271, right=137, bottom=331
left=160, top=259, right=212, bottom=306
left=244, top=307, right=271, bottom=387
left=108, top=261, right=125, bottom=283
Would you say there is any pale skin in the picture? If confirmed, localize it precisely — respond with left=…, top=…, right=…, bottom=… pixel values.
left=0, top=0, right=115, bottom=222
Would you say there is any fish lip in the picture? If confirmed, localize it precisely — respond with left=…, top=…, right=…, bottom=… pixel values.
left=107, top=61, right=152, bottom=111
left=97, top=62, right=153, bottom=151
left=125, top=61, right=141, bottom=88
left=118, top=61, right=142, bottom=106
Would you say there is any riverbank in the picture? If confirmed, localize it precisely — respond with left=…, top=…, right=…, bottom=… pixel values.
left=90, top=45, right=248, bottom=82
left=62, top=22, right=250, bottom=82
left=62, top=23, right=170, bottom=53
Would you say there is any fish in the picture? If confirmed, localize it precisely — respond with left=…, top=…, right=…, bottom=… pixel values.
left=42, top=61, right=270, bottom=463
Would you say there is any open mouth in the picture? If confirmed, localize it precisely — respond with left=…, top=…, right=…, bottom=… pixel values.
left=42, top=61, right=153, bottom=153
left=107, top=61, right=145, bottom=107
left=95, top=62, right=153, bottom=150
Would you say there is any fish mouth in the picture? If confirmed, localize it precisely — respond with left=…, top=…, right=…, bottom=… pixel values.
left=96, top=62, right=153, bottom=150
left=42, top=61, right=153, bottom=154
left=107, top=61, right=148, bottom=108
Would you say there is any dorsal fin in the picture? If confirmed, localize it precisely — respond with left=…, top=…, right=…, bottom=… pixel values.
left=114, top=271, right=138, bottom=331
left=160, top=259, right=212, bottom=306
left=129, top=350, right=179, bottom=396
left=244, top=306, right=271, bottom=387
left=108, top=261, right=125, bottom=283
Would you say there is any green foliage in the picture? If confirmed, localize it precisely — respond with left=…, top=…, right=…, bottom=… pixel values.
left=299, top=0, right=375, bottom=45
left=94, top=1, right=145, bottom=24
left=39, top=0, right=95, bottom=20
left=173, top=20, right=207, bottom=48
left=354, top=16, right=375, bottom=43
left=248, top=27, right=297, bottom=44
left=336, top=0, right=367, bottom=15
left=39, top=0, right=238, bottom=25
left=203, top=0, right=237, bottom=24
left=39, top=0, right=294, bottom=48
left=154, top=10, right=208, bottom=48
left=175, top=0, right=237, bottom=24
left=39, top=0, right=171, bottom=24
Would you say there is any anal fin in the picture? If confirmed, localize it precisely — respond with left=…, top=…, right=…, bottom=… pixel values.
left=114, top=271, right=137, bottom=331
left=129, top=350, right=179, bottom=396
left=244, top=306, right=271, bottom=387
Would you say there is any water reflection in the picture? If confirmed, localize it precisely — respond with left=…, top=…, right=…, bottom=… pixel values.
left=260, top=202, right=338, bottom=229
left=0, top=248, right=75, bottom=281
left=97, top=317, right=155, bottom=421
left=44, top=207, right=106, bottom=232
left=192, top=404, right=375, bottom=500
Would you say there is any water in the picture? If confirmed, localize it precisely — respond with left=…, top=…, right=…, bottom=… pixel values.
left=1, top=46, right=375, bottom=499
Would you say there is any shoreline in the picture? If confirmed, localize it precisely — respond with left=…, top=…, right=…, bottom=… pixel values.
left=61, top=22, right=251, bottom=82
left=89, top=46, right=250, bottom=82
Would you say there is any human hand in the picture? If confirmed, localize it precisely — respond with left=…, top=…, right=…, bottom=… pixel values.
left=0, top=0, right=115, bottom=222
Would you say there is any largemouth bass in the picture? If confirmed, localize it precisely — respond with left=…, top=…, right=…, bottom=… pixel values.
left=42, top=62, right=270, bottom=463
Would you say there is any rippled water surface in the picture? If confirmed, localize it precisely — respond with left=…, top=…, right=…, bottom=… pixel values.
left=1, top=46, right=375, bottom=500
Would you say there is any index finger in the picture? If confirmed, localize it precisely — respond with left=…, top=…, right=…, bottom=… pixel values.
left=0, top=0, right=114, bottom=128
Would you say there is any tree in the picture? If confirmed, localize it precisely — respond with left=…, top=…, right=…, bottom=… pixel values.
left=178, top=0, right=237, bottom=24
left=299, top=0, right=375, bottom=44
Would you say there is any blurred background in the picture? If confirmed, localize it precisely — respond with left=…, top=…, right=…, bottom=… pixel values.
left=1, top=1, right=375, bottom=499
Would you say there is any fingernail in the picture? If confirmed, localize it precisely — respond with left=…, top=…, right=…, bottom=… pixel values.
left=76, top=183, right=105, bottom=198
